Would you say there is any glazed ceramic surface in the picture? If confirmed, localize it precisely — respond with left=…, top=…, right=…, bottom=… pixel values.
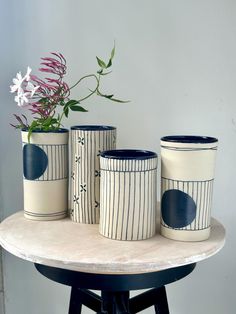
left=99, top=149, right=158, bottom=240
left=160, top=135, right=218, bottom=241
left=70, top=126, right=116, bottom=224
left=22, top=129, right=69, bottom=220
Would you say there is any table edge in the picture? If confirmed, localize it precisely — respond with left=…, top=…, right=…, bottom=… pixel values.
left=0, top=212, right=226, bottom=275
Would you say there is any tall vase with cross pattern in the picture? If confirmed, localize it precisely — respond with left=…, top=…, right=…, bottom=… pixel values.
left=70, top=125, right=116, bottom=224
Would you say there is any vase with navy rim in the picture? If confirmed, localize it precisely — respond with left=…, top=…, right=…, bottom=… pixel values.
left=22, top=129, right=69, bottom=220
left=99, top=149, right=158, bottom=241
left=70, top=125, right=116, bottom=224
left=160, top=135, right=218, bottom=242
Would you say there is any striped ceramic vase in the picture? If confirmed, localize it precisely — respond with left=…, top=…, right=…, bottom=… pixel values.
left=99, top=149, right=158, bottom=241
left=160, top=135, right=218, bottom=241
left=70, top=125, right=116, bottom=224
left=22, top=129, right=69, bottom=220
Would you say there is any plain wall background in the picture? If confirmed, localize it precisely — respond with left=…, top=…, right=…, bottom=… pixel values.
left=0, top=0, right=235, bottom=313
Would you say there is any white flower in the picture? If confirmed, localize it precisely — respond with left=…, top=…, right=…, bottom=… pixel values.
left=10, top=66, right=32, bottom=93
left=25, top=81, right=39, bottom=97
left=10, top=71, right=23, bottom=93
left=10, top=66, right=37, bottom=107
left=14, top=88, right=30, bottom=107
left=24, top=66, right=32, bottom=81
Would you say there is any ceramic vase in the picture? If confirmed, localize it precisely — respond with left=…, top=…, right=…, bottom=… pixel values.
left=99, top=149, right=158, bottom=241
left=22, top=129, right=69, bottom=220
left=160, top=135, right=218, bottom=241
left=70, top=125, right=116, bottom=224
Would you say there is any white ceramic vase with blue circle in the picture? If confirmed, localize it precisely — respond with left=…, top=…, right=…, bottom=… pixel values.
left=70, top=125, right=116, bottom=224
left=22, top=129, right=69, bottom=220
left=99, top=149, right=158, bottom=241
left=160, top=135, right=218, bottom=241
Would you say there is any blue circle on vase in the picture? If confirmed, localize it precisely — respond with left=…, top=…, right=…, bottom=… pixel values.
left=23, top=144, right=48, bottom=180
left=161, top=189, right=196, bottom=228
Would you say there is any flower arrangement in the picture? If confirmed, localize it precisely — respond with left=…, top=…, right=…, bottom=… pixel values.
left=10, top=46, right=126, bottom=139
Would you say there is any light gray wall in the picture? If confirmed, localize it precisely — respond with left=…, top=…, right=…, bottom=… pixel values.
left=0, top=251, right=5, bottom=314
left=0, top=0, right=235, bottom=313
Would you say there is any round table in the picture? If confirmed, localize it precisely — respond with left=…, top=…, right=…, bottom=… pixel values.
left=0, top=211, right=225, bottom=314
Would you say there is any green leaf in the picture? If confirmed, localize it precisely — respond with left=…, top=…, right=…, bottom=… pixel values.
left=64, top=107, right=69, bottom=117
left=108, top=97, right=130, bottom=103
left=48, top=118, right=58, bottom=125
left=66, top=100, right=80, bottom=107
left=65, top=100, right=87, bottom=115
left=64, top=100, right=80, bottom=117
left=99, top=70, right=112, bottom=76
left=27, top=120, right=39, bottom=142
left=70, top=105, right=88, bottom=112
left=111, top=45, right=115, bottom=60
left=42, top=117, right=52, bottom=126
left=97, top=89, right=129, bottom=103
left=106, top=59, right=112, bottom=68
left=96, top=57, right=106, bottom=69
left=38, top=98, right=49, bottom=105
left=103, top=94, right=114, bottom=99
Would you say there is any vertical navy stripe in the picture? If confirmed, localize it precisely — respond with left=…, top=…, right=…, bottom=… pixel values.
left=115, top=168, right=121, bottom=239
left=131, top=171, right=136, bottom=240
left=137, top=172, right=142, bottom=240
left=141, top=172, right=145, bottom=239
left=120, top=173, right=126, bottom=240
left=90, top=131, right=94, bottom=223
left=125, top=172, right=131, bottom=240
left=111, top=170, right=116, bottom=239
left=147, top=170, right=150, bottom=238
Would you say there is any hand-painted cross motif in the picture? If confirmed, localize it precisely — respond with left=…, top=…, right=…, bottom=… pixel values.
left=95, top=201, right=100, bottom=208
left=75, top=155, right=81, bottom=163
left=78, top=137, right=85, bottom=145
left=80, top=184, right=86, bottom=192
left=71, top=172, right=75, bottom=180
left=73, top=195, right=79, bottom=204
left=97, top=150, right=102, bottom=157
left=95, top=170, right=101, bottom=177
left=70, top=208, right=74, bottom=217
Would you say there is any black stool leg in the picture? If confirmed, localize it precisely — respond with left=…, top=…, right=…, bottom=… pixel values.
left=100, top=291, right=130, bottom=314
left=154, top=286, right=169, bottom=314
left=69, top=288, right=101, bottom=313
left=69, top=287, right=82, bottom=314
left=129, top=287, right=169, bottom=314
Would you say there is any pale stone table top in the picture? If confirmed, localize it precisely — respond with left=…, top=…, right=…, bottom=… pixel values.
left=0, top=211, right=225, bottom=274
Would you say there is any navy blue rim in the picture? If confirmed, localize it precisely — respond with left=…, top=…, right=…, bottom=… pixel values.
left=21, top=128, right=68, bottom=133
left=161, top=135, right=218, bottom=144
left=100, top=149, right=157, bottom=160
left=71, top=125, right=116, bottom=131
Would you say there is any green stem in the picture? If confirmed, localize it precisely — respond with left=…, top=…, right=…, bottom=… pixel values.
left=69, top=74, right=99, bottom=91
left=69, top=73, right=101, bottom=103
left=57, top=112, right=64, bottom=128
left=77, top=74, right=100, bottom=102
